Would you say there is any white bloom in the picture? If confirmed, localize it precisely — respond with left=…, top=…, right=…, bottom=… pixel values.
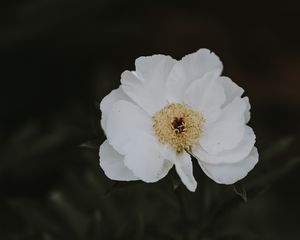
left=99, top=49, right=258, bottom=192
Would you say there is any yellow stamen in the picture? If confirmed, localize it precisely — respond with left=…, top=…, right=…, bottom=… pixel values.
left=152, top=103, right=204, bottom=154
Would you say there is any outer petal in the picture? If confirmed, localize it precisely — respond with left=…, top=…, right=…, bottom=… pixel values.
left=244, top=97, right=251, bottom=124
left=199, top=97, right=249, bottom=154
left=99, top=140, right=138, bottom=181
left=121, top=55, right=176, bottom=115
left=219, top=76, right=244, bottom=106
left=198, top=147, right=258, bottom=184
left=184, top=70, right=226, bottom=122
left=174, top=152, right=197, bottom=192
left=100, top=87, right=130, bottom=133
left=193, top=126, right=256, bottom=164
left=124, top=137, right=173, bottom=183
left=105, top=100, right=173, bottom=182
left=106, top=100, right=152, bottom=155
left=219, top=77, right=251, bottom=124
left=166, top=49, right=223, bottom=103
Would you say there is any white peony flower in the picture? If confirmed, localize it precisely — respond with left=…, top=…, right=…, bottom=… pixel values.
left=99, top=49, right=258, bottom=192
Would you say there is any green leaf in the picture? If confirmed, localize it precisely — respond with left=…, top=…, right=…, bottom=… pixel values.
left=233, top=182, right=247, bottom=202
left=49, top=191, right=89, bottom=240
left=79, top=139, right=100, bottom=149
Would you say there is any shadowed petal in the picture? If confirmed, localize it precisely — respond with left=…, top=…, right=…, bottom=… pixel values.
left=193, top=126, right=255, bottom=164
left=198, top=147, right=258, bottom=184
left=124, top=138, right=173, bottom=183
left=184, top=70, right=225, bottom=122
left=199, top=97, right=249, bottom=154
left=121, top=55, right=176, bottom=115
left=106, top=100, right=152, bottom=155
left=166, top=49, right=223, bottom=103
left=99, top=140, right=138, bottom=181
left=220, top=76, right=244, bottom=106
left=100, top=87, right=130, bottom=133
left=174, top=152, right=197, bottom=192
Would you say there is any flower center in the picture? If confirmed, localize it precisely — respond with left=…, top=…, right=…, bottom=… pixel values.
left=152, top=103, right=204, bottom=154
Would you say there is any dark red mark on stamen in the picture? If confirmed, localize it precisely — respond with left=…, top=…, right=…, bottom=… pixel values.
left=172, top=117, right=185, bottom=134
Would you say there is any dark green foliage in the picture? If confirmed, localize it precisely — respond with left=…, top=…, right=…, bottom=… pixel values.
left=1, top=124, right=299, bottom=239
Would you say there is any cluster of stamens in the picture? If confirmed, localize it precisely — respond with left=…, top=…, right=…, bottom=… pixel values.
left=152, top=103, right=204, bottom=154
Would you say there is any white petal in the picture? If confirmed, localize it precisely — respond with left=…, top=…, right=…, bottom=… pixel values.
left=220, top=76, right=244, bottom=106
left=166, top=49, right=223, bottom=103
left=174, top=152, right=197, bottom=192
left=219, top=77, right=251, bottom=123
left=198, top=147, right=258, bottom=184
left=193, top=126, right=256, bottom=164
left=121, top=55, right=176, bottom=115
left=244, top=97, right=251, bottom=124
left=105, top=99, right=174, bottom=183
left=124, top=138, right=173, bottom=183
left=135, top=54, right=176, bottom=82
left=184, top=70, right=226, bottom=122
left=99, top=140, right=138, bottom=181
left=100, top=87, right=130, bottom=133
left=106, top=100, right=152, bottom=155
left=199, top=97, right=249, bottom=154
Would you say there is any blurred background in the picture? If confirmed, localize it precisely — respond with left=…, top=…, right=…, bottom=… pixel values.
left=1, top=0, right=300, bottom=239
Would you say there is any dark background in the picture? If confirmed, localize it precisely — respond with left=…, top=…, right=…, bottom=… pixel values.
left=1, top=1, right=300, bottom=239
